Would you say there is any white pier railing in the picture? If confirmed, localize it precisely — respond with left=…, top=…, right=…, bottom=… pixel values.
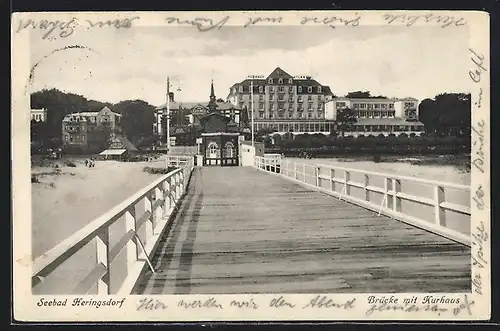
left=166, top=155, right=195, bottom=168
left=254, top=156, right=471, bottom=247
left=31, top=160, right=194, bottom=295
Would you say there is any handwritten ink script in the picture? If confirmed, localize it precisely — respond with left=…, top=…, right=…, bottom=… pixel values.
left=302, top=295, right=356, bottom=309
left=137, top=298, right=167, bottom=311
left=472, top=119, right=485, bottom=173
left=16, top=18, right=79, bottom=39
left=383, top=14, right=467, bottom=27
left=472, top=221, right=488, bottom=296
left=165, top=16, right=230, bottom=32
left=300, top=15, right=361, bottom=28
left=244, top=17, right=283, bottom=28
left=86, top=17, right=139, bottom=29
left=469, top=49, right=488, bottom=83
left=15, top=17, right=139, bottom=39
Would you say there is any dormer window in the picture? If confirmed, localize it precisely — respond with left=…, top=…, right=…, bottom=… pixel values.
left=288, top=79, right=293, bottom=84
left=308, top=86, right=313, bottom=93
left=278, top=78, right=283, bottom=84
left=259, top=86, right=263, bottom=93
left=268, top=78, right=273, bottom=84
left=318, top=86, right=322, bottom=93
left=239, top=86, right=243, bottom=93
left=298, top=86, right=302, bottom=93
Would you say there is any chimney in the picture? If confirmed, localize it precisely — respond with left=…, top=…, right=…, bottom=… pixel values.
left=168, top=92, right=174, bottom=102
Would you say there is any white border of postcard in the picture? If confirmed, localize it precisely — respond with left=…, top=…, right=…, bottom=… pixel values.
left=12, top=10, right=491, bottom=322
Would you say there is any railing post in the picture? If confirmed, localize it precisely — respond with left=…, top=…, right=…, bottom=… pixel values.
left=303, top=163, right=306, bottom=183
left=165, top=176, right=173, bottom=212
left=140, top=195, right=153, bottom=244
left=364, top=174, right=369, bottom=201
left=330, top=168, right=335, bottom=192
left=153, top=187, right=163, bottom=234
left=315, top=166, right=320, bottom=187
left=392, top=178, right=401, bottom=212
left=295, top=163, right=298, bottom=180
left=95, top=227, right=110, bottom=294
left=124, top=208, right=139, bottom=271
left=434, top=185, right=445, bottom=226
left=344, top=170, right=350, bottom=196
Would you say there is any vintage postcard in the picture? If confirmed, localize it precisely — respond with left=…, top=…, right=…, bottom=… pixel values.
left=12, top=10, right=491, bottom=322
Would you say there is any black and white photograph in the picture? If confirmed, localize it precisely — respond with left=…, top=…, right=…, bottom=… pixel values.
left=12, top=11, right=490, bottom=321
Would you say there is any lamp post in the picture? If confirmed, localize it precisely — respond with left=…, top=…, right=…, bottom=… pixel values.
left=166, top=76, right=171, bottom=152
left=251, top=80, right=254, bottom=147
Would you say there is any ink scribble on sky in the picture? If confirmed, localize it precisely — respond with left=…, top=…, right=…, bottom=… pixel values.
left=29, top=25, right=471, bottom=105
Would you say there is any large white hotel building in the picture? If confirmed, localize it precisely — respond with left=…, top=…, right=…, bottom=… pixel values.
left=227, top=67, right=425, bottom=137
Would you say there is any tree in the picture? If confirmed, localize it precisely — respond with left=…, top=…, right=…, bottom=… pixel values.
left=336, top=108, right=357, bottom=137
left=345, top=91, right=387, bottom=99
left=418, top=93, right=471, bottom=137
left=113, top=99, right=156, bottom=144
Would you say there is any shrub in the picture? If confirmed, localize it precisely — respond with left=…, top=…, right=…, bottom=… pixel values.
left=64, top=161, right=77, bottom=167
left=31, top=175, right=39, bottom=183
left=373, top=155, right=382, bottom=163
left=143, top=166, right=177, bottom=175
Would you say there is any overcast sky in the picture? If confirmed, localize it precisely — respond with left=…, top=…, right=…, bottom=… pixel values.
left=29, top=25, right=471, bottom=106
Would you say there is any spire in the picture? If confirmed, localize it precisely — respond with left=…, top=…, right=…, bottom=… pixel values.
left=210, top=79, right=215, bottom=99
left=208, top=79, right=217, bottom=112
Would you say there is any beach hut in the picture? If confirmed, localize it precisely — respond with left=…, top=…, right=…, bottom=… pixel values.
left=99, top=135, right=138, bottom=160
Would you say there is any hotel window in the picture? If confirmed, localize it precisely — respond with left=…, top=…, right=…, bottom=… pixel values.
left=239, top=95, right=244, bottom=101
left=64, top=135, right=69, bottom=141
left=259, top=86, right=263, bottom=93
left=308, top=86, right=313, bottom=93
left=289, top=86, right=294, bottom=93
left=389, top=111, right=395, bottom=118
left=278, top=86, right=285, bottom=92
left=288, top=96, right=294, bottom=102
left=374, top=111, right=380, bottom=117
left=381, top=104, right=387, bottom=109
left=259, top=95, right=264, bottom=101
left=270, top=95, right=274, bottom=101
left=360, top=104, right=366, bottom=109
left=269, top=78, right=273, bottom=84
left=298, top=113, right=303, bottom=118
left=279, top=112, right=284, bottom=118
left=288, top=112, right=293, bottom=118
left=298, top=96, right=303, bottom=102
left=353, top=103, right=359, bottom=109
left=239, top=86, right=243, bottom=92
left=308, top=97, right=314, bottom=103
left=308, top=105, right=313, bottom=111
left=405, top=110, right=409, bottom=116
left=317, top=86, right=322, bottom=93
left=259, top=112, right=264, bottom=118
left=288, top=79, right=292, bottom=84
left=278, top=103, right=285, bottom=109
left=288, top=104, right=294, bottom=110
left=270, top=104, right=274, bottom=110
left=269, top=86, right=274, bottom=92
left=82, top=135, right=85, bottom=142
left=259, top=103, right=264, bottom=110
left=374, top=104, right=380, bottom=109
left=278, top=78, right=283, bottom=84
left=269, top=113, right=274, bottom=119
left=336, top=102, right=346, bottom=108
left=360, top=111, right=367, bottom=117
left=368, top=104, right=373, bottom=110
left=298, top=86, right=302, bottom=93
left=382, top=111, right=388, bottom=118
left=308, top=113, right=313, bottom=118
left=389, top=104, right=394, bottom=109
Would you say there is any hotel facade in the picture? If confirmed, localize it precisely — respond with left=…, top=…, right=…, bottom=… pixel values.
left=324, top=97, right=425, bottom=136
left=226, top=67, right=335, bottom=134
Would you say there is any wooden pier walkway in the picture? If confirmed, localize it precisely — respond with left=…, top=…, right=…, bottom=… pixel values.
left=132, top=167, right=471, bottom=295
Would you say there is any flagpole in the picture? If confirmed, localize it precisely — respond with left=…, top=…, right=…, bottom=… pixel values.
left=251, top=80, right=254, bottom=147
left=166, top=76, right=170, bottom=152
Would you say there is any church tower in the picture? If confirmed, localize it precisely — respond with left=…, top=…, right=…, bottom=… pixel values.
left=208, top=79, right=217, bottom=112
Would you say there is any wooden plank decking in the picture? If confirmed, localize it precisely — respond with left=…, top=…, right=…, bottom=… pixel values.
left=132, top=167, right=471, bottom=295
